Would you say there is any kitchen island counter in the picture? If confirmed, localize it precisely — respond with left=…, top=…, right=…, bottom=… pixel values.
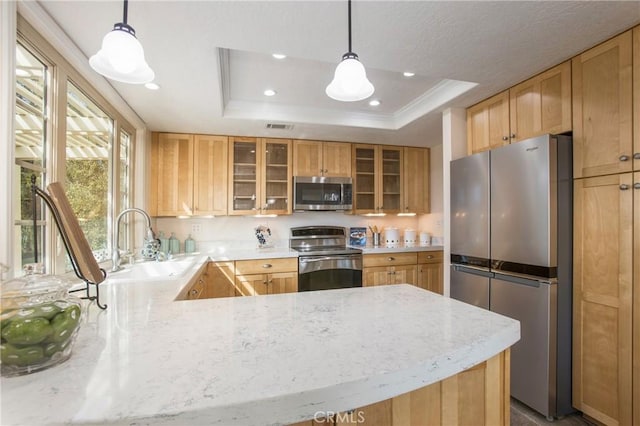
left=1, top=271, right=518, bottom=425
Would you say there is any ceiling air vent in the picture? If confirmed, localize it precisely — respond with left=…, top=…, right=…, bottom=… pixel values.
left=266, top=123, right=293, bottom=130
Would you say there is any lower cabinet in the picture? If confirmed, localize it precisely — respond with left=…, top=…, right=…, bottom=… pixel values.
left=417, top=251, right=444, bottom=295
left=206, top=261, right=236, bottom=298
left=363, top=251, right=443, bottom=293
left=176, top=262, right=210, bottom=300
left=291, top=349, right=510, bottom=426
left=234, top=258, right=298, bottom=296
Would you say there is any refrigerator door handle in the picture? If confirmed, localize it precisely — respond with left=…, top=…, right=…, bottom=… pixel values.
left=493, top=272, right=556, bottom=287
left=453, top=264, right=494, bottom=278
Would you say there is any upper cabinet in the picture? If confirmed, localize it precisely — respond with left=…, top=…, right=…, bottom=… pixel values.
left=293, top=140, right=352, bottom=177
left=403, top=147, right=430, bottom=214
left=150, top=133, right=228, bottom=217
left=573, top=30, right=633, bottom=178
left=352, top=144, right=403, bottom=214
left=467, top=61, right=572, bottom=155
left=509, top=60, right=572, bottom=143
left=466, top=91, right=510, bottom=155
left=228, top=137, right=292, bottom=216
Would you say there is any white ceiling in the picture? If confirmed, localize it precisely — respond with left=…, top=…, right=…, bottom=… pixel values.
left=38, top=1, right=640, bottom=148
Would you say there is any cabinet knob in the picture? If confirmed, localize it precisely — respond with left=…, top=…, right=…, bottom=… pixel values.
left=502, top=136, right=509, bottom=141
left=190, top=289, right=198, bottom=296
left=268, top=279, right=273, bottom=284
left=427, top=255, right=433, bottom=259
left=634, top=183, right=640, bottom=190
left=634, top=153, right=640, bottom=160
left=620, top=184, right=630, bottom=190
left=510, top=134, right=516, bottom=139
left=619, top=155, right=630, bottom=162
left=263, top=280, right=268, bottom=284
left=262, top=263, right=272, bottom=268
left=387, top=257, right=395, bottom=261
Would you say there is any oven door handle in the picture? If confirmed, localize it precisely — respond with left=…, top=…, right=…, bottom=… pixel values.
left=300, top=255, right=361, bottom=263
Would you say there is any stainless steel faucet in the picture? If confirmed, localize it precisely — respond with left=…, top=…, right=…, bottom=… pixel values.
left=112, top=208, right=159, bottom=272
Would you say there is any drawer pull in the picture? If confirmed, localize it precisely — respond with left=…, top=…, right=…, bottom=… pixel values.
left=634, top=153, right=640, bottom=160
left=619, top=155, right=630, bottom=162
left=620, top=184, right=630, bottom=190
left=634, top=183, right=640, bottom=190
left=387, top=257, right=395, bottom=261
left=262, top=263, right=273, bottom=268
left=426, top=255, right=433, bottom=259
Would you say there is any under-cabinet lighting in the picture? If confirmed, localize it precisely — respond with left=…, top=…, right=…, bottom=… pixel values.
left=177, top=215, right=190, bottom=219
left=363, top=213, right=386, bottom=217
left=397, top=212, right=416, bottom=217
left=254, top=214, right=278, bottom=218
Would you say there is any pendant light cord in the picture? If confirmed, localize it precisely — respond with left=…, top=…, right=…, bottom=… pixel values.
left=122, top=0, right=128, bottom=24
left=348, top=0, right=352, bottom=53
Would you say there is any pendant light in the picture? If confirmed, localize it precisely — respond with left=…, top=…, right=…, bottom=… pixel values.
left=89, top=0, right=154, bottom=84
left=326, top=0, right=374, bottom=102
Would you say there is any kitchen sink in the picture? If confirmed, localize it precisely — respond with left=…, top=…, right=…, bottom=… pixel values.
left=107, top=258, right=198, bottom=282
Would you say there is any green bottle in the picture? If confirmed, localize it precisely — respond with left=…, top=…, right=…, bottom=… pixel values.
left=185, top=234, right=196, bottom=254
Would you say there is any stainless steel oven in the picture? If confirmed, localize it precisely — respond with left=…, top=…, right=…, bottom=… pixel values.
left=290, top=226, right=362, bottom=292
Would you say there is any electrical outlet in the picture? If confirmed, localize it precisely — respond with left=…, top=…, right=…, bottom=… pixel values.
left=436, top=219, right=443, bottom=229
left=191, top=223, right=202, bottom=234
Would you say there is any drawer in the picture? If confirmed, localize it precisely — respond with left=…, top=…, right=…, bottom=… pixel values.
left=417, top=251, right=443, bottom=264
left=235, top=257, right=298, bottom=275
left=363, top=252, right=417, bottom=267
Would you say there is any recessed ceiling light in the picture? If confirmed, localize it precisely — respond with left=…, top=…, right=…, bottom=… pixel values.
left=403, top=72, right=415, bottom=77
left=264, top=89, right=277, bottom=96
left=145, top=82, right=160, bottom=90
left=272, top=53, right=286, bottom=60
left=369, top=99, right=381, bottom=106
left=16, top=69, right=30, bottom=77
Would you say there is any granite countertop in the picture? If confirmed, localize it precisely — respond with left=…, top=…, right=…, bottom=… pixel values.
left=1, top=255, right=518, bottom=425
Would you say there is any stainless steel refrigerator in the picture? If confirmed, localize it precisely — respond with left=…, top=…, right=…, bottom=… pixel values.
left=450, top=134, right=573, bottom=419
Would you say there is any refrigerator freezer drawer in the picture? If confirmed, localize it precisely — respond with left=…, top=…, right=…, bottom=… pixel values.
left=450, top=265, right=490, bottom=309
left=490, top=277, right=557, bottom=417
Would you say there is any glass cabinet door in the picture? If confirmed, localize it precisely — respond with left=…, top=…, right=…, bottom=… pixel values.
left=262, top=139, right=291, bottom=214
left=353, top=145, right=376, bottom=213
left=380, top=147, right=402, bottom=213
left=230, top=137, right=259, bottom=214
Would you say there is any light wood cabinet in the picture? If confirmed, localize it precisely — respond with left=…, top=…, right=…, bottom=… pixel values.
left=634, top=26, right=640, bottom=172
left=352, top=145, right=403, bottom=214
left=293, top=140, right=352, bottom=177
left=234, top=258, right=298, bottom=296
left=467, top=61, right=572, bottom=155
left=508, top=60, right=572, bottom=143
left=363, top=252, right=418, bottom=286
left=292, top=349, right=510, bottom=426
left=402, top=147, right=430, bottom=214
left=573, top=173, right=634, bottom=425
left=176, top=262, right=209, bottom=300
left=206, top=261, right=236, bottom=298
left=466, top=91, right=510, bottom=155
left=573, top=30, right=633, bottom=178
left=150, top=133, right=228, bottom=217
left=417, top=251, right=444, bottom=295
left=228, top=137, right=292, bottom=215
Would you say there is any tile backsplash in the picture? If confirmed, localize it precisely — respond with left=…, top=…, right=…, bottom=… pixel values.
left=153, top=211, right=443, bottom=251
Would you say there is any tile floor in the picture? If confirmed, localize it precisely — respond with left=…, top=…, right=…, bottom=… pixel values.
left=510, top=399, right=594, bottom=426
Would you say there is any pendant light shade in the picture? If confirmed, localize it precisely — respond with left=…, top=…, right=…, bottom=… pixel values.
left=326, top=0, right=374, bottom=102
left=89, top=1, right=154, bottom=84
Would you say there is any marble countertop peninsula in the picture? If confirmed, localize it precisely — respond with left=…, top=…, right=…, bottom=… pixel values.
left=2, top=255, right=516, bottom=426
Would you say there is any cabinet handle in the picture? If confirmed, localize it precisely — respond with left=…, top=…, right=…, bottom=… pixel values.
left=427, top=255, right=433, bottom=259
left=620, top=184, right=630, bottom=190
left=268, top=279, right=273, bottom=284
left=634, top=153, right=640, bottom=160
left=387, top=257, right=395, bottom=261
left=634, top=183, right=640, bottom=190
left=263, top=280, right=268, bottom=284
left=262, top=263, right=272, bottom=268
left=510, top=134, right=516, bottom=139
left=190, top=289, right=198, bottom=296
left=619, top=155, right=630, bottom=162
left=502, top=136, right=509, bottom=141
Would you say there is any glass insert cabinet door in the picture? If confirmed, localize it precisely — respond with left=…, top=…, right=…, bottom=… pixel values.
left=352, top=145, right=403, bottom=214
left=229, top=137, right=292, bottom=215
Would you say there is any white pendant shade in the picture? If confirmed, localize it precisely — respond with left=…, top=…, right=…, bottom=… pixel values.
left=326, top=55, right=374, bottom=102
left=90, top=23, right=154, bottom=84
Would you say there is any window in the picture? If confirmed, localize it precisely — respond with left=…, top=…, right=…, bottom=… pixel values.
left=65, top=81, right=113, bottom=263
left=13, top=20, right=138, bottom=275
left=13, top=42, right=48, bottom=272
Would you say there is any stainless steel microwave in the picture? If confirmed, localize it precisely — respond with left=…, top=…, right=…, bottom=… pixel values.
left=293, top=176, right=353, bottom=211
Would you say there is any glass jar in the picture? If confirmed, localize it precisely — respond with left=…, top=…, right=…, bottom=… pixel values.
left=1, top=264, right=83, bottom=377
